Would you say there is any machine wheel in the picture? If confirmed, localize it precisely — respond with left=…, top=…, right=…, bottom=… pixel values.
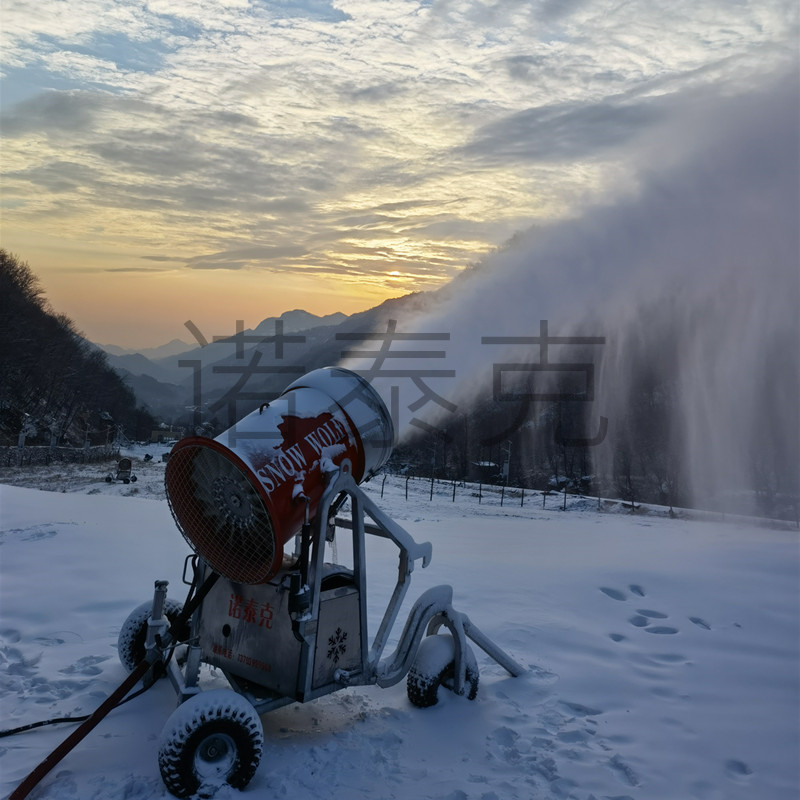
left=117, top=598, right=185, bottom=672
left=105, top=475, right=112, bottom=483
left=407, top=633, right=479, bottom=708
left=131, top=474, right=137, bottom=482
left=158, top=690, right=263, bottom=798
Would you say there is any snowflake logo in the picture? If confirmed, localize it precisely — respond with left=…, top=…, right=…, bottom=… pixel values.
left=327, top=627, right=348, bottom=664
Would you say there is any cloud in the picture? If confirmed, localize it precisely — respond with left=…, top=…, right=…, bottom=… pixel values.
left=337, top=80, right=410, bottom=104
left=185, top=245, right=309, bottom=270
left=261, top=0, right=352, bottom=23
left=103, top=266, right=173, bottom=272
left=462, top=95, right=661, bottom=165
left=4, top=159, right=102, bottom=194
left=1, top=0, right=796, bottom=300
left=2, top=89, right=109, bottom=136
left=140, top=255, right=188, bottom=262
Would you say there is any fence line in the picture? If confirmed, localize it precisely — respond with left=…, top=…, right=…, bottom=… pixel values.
left=0, top=444, right=120, bottom=468
left=389, top=474, right=552, bottom=509
left=375, top=474, right=799, bottom=528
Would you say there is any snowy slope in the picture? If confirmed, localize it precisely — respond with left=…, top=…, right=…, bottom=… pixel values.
left=0, top=469, right=798, bottom=800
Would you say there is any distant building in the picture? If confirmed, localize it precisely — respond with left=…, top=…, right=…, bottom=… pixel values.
left=150, top=428, right=184, bottom=443
left=472, top=460, right=501, bottom=484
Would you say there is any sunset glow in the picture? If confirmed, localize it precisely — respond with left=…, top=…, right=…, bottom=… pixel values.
left=1, top=0, right=795, bottom=346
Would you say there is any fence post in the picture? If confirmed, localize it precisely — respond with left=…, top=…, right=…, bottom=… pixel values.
left=381, top=474, right=387, bottom=499
left=500, top=484, right=505, bottom=507
left=478, top=482, right=482, bottom=504
left=405, top=475, right=410, bottom=501
left=520, top=487, right=524, bottom=507
left=452, top=481, right=456, bottom=502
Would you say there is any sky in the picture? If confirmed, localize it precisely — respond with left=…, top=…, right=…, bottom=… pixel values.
left=1, top=0, right=797, bottom=348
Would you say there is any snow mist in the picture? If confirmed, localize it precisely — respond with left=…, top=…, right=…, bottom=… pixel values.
left=345, top=68, right=799, bottom=517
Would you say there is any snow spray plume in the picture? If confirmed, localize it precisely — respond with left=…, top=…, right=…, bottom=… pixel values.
left=344, top=68, right=799, bottom=518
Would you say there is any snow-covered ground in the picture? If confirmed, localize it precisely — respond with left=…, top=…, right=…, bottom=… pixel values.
left=1, top=454, right=798, bottom=800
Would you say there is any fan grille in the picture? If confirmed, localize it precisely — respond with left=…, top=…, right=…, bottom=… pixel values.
left=165, top=442, right=277, bottom=584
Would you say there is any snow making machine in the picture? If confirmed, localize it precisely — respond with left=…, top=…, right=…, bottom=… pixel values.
left=123, top=367, right=524, bottom=797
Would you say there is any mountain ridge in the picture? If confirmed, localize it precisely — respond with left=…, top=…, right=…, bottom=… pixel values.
left=97, top=309, right=350, bottom=359
left=97, top=293, right=435, bottom=427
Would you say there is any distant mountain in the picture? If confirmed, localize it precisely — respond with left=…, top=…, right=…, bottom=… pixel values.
left=80, top=292, right=494, bottom=450
left=98, top=294, right=438, bottom=428
left=98, top=339, right=194, bottom=359
left=97, top=311, right=348, bottom=363
left=253, top=310, right=348, bottom=335
left=147, top=310, right=354, bottom=382
left=98, top=343, right=129, bottom=356
left=114, top=368, right=188, bottom=422
left=104, top=352, right=176, bottom=382
left=178, top=292, right=439, bottom=410
left=94, top=311, right=351, bottom=391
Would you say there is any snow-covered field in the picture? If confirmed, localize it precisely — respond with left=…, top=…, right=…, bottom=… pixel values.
left=1, top=452, right=798, bottom=800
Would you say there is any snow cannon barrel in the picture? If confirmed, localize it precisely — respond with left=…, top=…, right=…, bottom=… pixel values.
left=164, top=367, right=394, bottom=584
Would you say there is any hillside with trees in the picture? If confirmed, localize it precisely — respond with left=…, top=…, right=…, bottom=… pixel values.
left=0, top=250, right=156, bottom=449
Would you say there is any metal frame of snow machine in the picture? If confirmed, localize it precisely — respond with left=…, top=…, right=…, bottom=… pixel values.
left=136, top=462, right=524, bottom=797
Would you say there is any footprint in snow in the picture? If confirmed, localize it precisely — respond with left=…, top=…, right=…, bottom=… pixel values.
left=625, top=608, right=679, bottom=635
left=6, top=523, right=73, bottom=542
left=31, top=629, right=83, bottom=647
left=23, top=528, right=58, bottom=542
left=0, top=628, right=22, bottom=644
left=724, top=759, right=754, bottom=781
left=2, top=644, right=43, bottom=671
left=600, top=584, right=647, bottom=602
left=59, top=654, right=111, bottom=676
left=637, top=609, right=668, bottom=619
left=2, top=526, right=55, bottom=543
left=559, top=701, right=602, bottom=718
left=608, top=753, right=640, bottom=787
left=602, top=586, right=711, bottom=638
left=649, top=653, right=688, bottom=664
left=602, top=585, right=692, bottom=639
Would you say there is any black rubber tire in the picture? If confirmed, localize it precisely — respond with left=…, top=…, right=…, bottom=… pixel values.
left=407, top=634, right=479, bottom=708
left=158, top=690, right=263, bottom=798
left=117, top=598, right=185, bottom=672
left=131, top=475, right=137, bottom=483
